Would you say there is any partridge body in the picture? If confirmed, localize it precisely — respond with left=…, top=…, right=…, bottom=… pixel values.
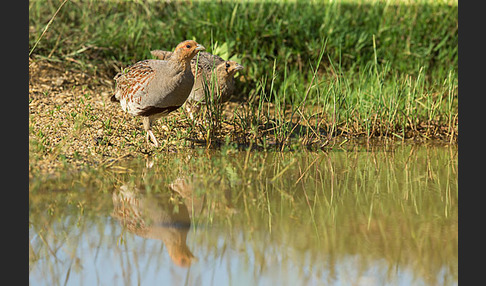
left=112, top=40, right=205, bottom=146
left=112, top=184, right=195, bottom=267
left=150, top=50, right=243, bottom=118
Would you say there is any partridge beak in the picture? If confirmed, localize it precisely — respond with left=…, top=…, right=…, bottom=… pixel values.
left=234, top=64, right=244, bottom=71
left=195, top=44, right=205, bottom=51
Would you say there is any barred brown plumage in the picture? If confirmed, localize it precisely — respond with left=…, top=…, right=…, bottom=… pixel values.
left=112, top=40, right=205, bottom=147
left=150, top=50, right=243, bottom=119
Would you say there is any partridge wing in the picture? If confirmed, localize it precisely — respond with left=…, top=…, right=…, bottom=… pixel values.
left=114, top=60, right=156, bottom=115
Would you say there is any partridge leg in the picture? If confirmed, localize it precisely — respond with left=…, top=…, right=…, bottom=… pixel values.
left=186, top=102, right=203, bottom=123
left=193, top=103, right=202, bottom=122
left=185, top=103, right=196, bottom=121
left=147, top=130, right=159, bottom=147
left=143, top=117, right=159, bottom=147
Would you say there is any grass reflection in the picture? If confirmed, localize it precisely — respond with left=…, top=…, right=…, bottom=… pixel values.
left=29, top=144, right=457, bottom=285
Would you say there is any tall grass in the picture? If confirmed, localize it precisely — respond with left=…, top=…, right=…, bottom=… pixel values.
left=29, top=0, right=458, bottom=144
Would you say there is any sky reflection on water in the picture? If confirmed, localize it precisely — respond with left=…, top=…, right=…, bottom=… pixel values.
left=29, top=144, right=458, bottom=285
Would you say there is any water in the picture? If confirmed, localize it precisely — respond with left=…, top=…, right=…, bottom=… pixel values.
left=29, top=143, right=458, bottom=285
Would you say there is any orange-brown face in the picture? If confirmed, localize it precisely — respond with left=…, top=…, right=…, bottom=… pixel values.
left=218, top=61, right=244, bottom=78
left=175, top=40, right=205, bottom=61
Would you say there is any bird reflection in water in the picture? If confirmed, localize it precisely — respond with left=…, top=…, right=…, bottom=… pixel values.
left=112, top=181, right=201, bottom=267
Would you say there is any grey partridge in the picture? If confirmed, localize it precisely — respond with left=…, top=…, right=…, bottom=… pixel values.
left=112, top=40, right=205, bottom=147
left=150, top=50, right=243, bottom=119
left=112, top=183, right=195, bottom=267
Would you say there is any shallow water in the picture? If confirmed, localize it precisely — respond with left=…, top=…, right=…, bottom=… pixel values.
left=29, top=143, right=457, bottom=285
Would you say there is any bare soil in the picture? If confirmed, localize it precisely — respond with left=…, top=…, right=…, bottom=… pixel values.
left=29, top=58, right=268, bottom=177
left=29, top=58, right=455, bottom=178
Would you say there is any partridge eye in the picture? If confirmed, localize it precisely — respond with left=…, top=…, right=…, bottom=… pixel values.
left=225, top=63, right=230, bottom=68
left=186, top=44, right=191, bottom=49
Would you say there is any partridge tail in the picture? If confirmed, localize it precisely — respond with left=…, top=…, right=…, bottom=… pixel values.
left=110, top=94, right=119, bottom=102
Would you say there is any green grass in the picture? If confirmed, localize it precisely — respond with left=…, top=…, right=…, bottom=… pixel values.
left=29, top=0, right=458, bottom=145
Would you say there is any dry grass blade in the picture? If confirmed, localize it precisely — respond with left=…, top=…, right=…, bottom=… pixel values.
left=294, top=156, right=321, bottom=186
left=29, top=0, right=69, bottom=57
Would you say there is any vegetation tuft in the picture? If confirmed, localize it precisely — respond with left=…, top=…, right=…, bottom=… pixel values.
left=29, top=0, right=458, bottom=174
